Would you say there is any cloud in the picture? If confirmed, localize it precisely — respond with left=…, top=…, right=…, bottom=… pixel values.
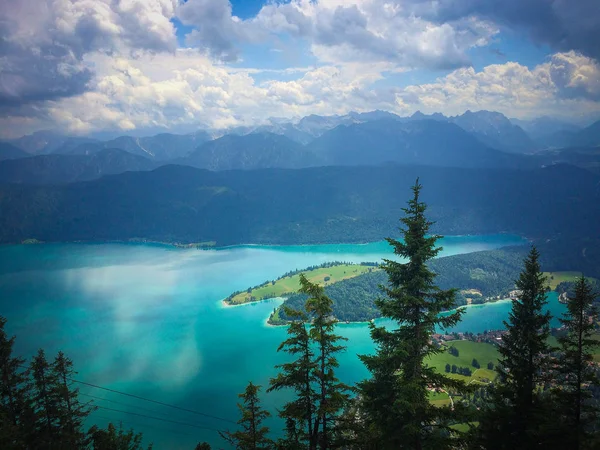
left=0, top=0, right=178, bottom=107
left=4, top=49, right=598, bottom=138
left=178, top=0, right=497, bottom=69
left=417, top=0, right=600, bottom=61
left=393, top=52, right=600, bottom=118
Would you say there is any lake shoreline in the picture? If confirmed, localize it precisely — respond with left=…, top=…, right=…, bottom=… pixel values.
left=5, top=232, right=530, bottom=251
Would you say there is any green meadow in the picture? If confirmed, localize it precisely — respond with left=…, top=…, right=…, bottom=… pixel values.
left=226, top=263, right=377, bottom=305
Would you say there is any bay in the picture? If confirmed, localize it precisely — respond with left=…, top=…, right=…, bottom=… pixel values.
left=0, top=233, right=563, bottom=449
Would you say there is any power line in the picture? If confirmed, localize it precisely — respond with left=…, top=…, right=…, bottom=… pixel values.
left=94, top=405, right=225, bottom=433
left=89, top=412, right=195, bottom=438
left=80, top=392, right=179, bottom=418
left=72, top=378, right=236, bottom=424
left=15, top=362, right=236, bottom=425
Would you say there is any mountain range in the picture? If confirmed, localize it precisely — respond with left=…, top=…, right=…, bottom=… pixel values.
left=2, top=110, right=600, bottom=186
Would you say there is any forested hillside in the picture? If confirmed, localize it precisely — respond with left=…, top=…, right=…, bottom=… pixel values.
left=0, top=164, right=598, bottom=245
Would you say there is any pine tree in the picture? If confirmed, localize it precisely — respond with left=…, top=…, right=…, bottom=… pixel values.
left=220, top=382, right=272, bottom=449
left=478, top=246, right=551, bottom=449
left=268, top=306, right=318, bottom=449
left=30, top=348, right=61, bottom=448
left=88, top=422, right=151, bottom=450
left=301, top=273, right=350, bottom=449
left=550, top=276, right=599, bottom=449
left=52, top=351, right=94, bottom=447
left=357, top=179, right=466, bottom=449
left=0, top=316, right=31, bottom=449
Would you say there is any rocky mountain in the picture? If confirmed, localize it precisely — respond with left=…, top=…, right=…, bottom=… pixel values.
left=179, top=133, right=320, bottom=170
left=0, top=148, right=158, bottom=184
left=307, top=119, right=533, bottom=168
left=10, top=131, right=98, bottom=155
left=449, top=110, right=536, bottom=153
left=60, top=131, right=212, bottom=161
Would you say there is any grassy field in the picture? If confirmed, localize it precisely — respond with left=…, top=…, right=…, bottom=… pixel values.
left=427, top=340, right=500, bottom=385
left=544, top=271, right=586, bottom=290
left=226, top=264, right=377, bottom=305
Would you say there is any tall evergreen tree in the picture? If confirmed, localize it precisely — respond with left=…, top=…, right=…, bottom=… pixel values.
left=220, top=382, right=272, bottom=450
left=357, top=179, right=466, bottom=449
left=550, top=276, right=599, bottom=449
left=52, top=351, right=94, bottom=447
left=268, top=306, right=318, bottom=449
left=30, top=349, right=59, bottom=448
left=301, top=273, right=350, bottom=449
left=0, top=316, right=30, bottom=449
left=478, top=247, right=551, bottom=449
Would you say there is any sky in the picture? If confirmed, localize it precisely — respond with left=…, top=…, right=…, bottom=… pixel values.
left=1, top=0, right=600, bottom=138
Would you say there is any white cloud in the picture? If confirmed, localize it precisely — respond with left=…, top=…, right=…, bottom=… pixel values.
left=182, top=0, right=497, bottom=69
left=4, top=50, right=598, bottom=138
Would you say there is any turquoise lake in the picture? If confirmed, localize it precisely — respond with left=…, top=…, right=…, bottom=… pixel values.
left=0, top=234, right=567, bottom=449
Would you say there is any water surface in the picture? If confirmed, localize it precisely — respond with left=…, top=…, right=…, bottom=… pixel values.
left=0, top=234, right=565, bottom=449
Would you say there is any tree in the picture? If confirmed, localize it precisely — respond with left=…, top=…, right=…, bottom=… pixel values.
left=0, top=316, right=31, bottom=449
left=445, top=364, right=451, bottom=373
left=194, top=442, right=212, bottom=450
left=472, top=359, right=480, bottom=369
left=301, top=273, right=350, bottom=449
left=52, top=351, right=94, bottom=447
left=268, top=306, right=318, bottom=449
left=478, top=247, right=552, bottom=449
left=30, top=349, right=59, bottom=447
left=357, top=179, right=467, bottom=449
left=550, top=276, right=599, bottom=449
left=220, top=382, right=272, bottom=449
left=88, top=422, right=151, bottom=450
left=487, top=362, right=494, bottom=370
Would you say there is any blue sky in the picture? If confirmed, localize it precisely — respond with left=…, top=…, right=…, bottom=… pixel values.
left=1, top=0, right=599, bottom=137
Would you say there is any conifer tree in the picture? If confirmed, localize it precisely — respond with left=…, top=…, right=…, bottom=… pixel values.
left=301, top=273, right=350, bottom=449
left=30, top=348, right=60, bottom=447
left=268, top=306, right=318, bottom=449
left=357, top=179, right=466, bottom=449
left=88, top=422, right=151, bottom=450
left=52, top=351, right=94, bottom=447
left=0, top=316, right=31, bottom=449
left=550, top=276, right=599, bottom=449
left=478, top=246, right=551, bottom=449
left=220, top=382, right=272, bottom=449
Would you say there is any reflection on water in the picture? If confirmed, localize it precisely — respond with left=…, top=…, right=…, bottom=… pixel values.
left=0, top=234, right=534, bottom=448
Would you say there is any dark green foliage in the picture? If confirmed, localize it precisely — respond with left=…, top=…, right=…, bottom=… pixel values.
left=282, top=246, right=530, bottom=323
left=472, top=359, right=480, bottom=369
left=548, top=276, right=599, bottom=449
left=88, top=422, right=151, bottom=450
left=357, top=180, right=467, bottom=449
left=487, top=362, right=494, bottom=370
left=449, top=346, right=459, bottom=357
left=194, top=442, right=212, bottom=450
left=268, top=306, right=318, bottom=448
left=30, top=349, right=59, bottom=446
left=301, top=274, right=351, bottom=449
left=478, top=247, right=552, bottom=449
left=0, top=317, right=31, bottom=449
left=0, top=164, right=599, bottom=245
left=220, top=382, right=272, bottom=450
left=445, top=364, right=451, bottom=373
left=270, top=275, right=350, bottom=449
left=52, top=351, right=95, bottom=448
